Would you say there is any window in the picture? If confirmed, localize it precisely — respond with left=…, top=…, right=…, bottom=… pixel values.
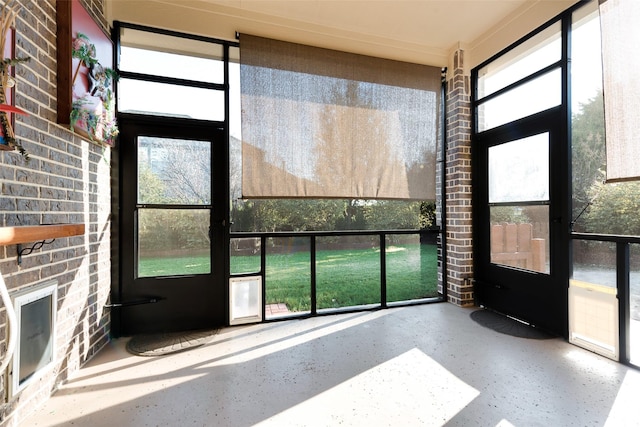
left=476, top=22, right=562, bottom=132
left=117, top=26, right=226, bottom=120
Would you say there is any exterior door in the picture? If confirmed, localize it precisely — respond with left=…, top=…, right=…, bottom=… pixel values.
left=473, top=108, right=569, bottom=337
left=114, top=115, right=228, bottom=336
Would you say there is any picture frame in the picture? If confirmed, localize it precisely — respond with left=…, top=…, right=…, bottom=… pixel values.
left=0, top=25, right=15, bottom=151
left=56, top=0, right=117, bottom=146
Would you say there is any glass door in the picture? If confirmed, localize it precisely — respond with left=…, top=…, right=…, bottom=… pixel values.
left=115, top=116, right=227, bottom=335
left=473, top=108, right=569, bottom=336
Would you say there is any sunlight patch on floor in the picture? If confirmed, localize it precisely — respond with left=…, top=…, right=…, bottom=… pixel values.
left=605, top=368, right=640, bottom=427
left=255, top=348, right=479, bottom=426
left=212, top=310, right=392, bottom=366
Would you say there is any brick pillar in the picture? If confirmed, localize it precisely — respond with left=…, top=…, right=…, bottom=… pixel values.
left=444, top=47, right=474, bottom=306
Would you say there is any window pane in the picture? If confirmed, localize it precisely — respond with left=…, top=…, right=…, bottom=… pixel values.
left=137, top=209, right=211, bottom=277
left=120, top=27, right=224, bottom=84
left=265, top=237, right=311, bottom=318
left=386, top=233, right=439, bottom=303
left=490, top=205, right=549, bottom=274
left=230, top=238, right=261, bottom=274
left=230, top=46, right=241, bottom=142
left=477, top=21, right=561, bottom=98
left=571, top=3, right=606, bottom=232
left=478, top=68, right=561, bottom=132
left=572, top=240, right=616, bottom=287
left=138, top=136, right=211, bottom=205
left=489, top=133, right=549, bottom=203
left=316, top=235, right=380, bottom=310
left=570, top=5, right=640, bottom=237
left=119, top=78, right=224, bottom=121
left=579, top=182, right=640, bottom=235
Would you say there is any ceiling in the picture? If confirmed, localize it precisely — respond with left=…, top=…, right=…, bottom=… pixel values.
left=109, top=0, right=580, bottom=67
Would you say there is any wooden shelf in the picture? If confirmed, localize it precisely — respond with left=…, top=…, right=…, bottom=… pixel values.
left=0, top=224, right=85, bottom=246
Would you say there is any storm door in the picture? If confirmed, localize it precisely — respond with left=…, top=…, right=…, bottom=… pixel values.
left=473, top=109, right=569, bottom=336
left=115, top=116, right=228, bottom=335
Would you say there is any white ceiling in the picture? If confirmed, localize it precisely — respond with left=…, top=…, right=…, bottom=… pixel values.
left=109, top=0, right=579, bottom=67
left=221, top=0, right=528, bottom=49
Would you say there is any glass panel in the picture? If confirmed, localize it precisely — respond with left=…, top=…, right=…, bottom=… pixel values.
left=119, top=78, right=225, bottom=121
left=571, top=4, right=606, bottom=232
left=120, top=27, right=224, bottom=84
left=265, top=237, right=311, bottom=318
left=478, top=68, right=561, bottom=132
left=230, top=46, right=241, bottom=143
left=137, top=208, right=211, bottom=277
left=570, top=240, right=618, bottom=359
left=477, top=21, right=561, bottom=98
left=229, top=47, right=242, bottom=205
left=316, top=235, right=380, bottom=310
left=386, top=233, right=439, bottom=303
left=577, top=181, right=640, bottom=236
left=230, top=199, right=432, bottom=232
left=490, top=205, right=549, bottom=274
left=631, top=244, right=640, bottom=366
left=138, top=136, right=211, bottom=205
left=571, top=240, right=616, bottom=287
left=489, top=133, right=549, bottom=203
left=230, top=238, right=261, bottom=274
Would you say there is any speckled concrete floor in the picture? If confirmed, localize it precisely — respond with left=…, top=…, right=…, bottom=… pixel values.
left=22, top=304, right=640, bottom=427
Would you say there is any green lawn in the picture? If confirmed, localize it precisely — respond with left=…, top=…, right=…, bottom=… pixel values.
left=140, top=243, right=439, bottom=312
left=260, top=243, right=438, bottom=311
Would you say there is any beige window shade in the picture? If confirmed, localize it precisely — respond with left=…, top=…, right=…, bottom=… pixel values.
left=239, top=34, right=441, bottom=200
left=600, top=0, right=640, bottom=182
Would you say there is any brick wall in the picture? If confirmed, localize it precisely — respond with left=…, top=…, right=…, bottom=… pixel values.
left=444, top=48, right=474, bottom=306
left=0, top=0, right=111, bottom=425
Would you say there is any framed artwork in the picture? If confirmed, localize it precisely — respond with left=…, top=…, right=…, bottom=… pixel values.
left=56, top=0, right=117, bottom=146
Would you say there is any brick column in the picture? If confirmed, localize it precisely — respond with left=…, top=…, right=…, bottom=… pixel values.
left=444, top=47, right=474, bottom=306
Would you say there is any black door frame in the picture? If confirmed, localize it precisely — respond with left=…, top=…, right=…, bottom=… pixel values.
left=472, top=107, right=570, bottom=337
left=113, top=113, right=229, bottom=336
left=470, top=6, right=578, bottom=338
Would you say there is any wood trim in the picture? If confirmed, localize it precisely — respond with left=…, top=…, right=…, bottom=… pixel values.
left=0, top=224, right=85, bottom=245
left=56, top=0, right=72, bottom=125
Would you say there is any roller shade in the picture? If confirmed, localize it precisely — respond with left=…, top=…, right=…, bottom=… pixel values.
left=239, top=34, right=441, bottom=200
left=599, top=0, right=640, bottom=182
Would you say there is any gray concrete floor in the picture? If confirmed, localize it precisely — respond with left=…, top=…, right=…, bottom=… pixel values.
left=23, top=304, right=640, bottom=426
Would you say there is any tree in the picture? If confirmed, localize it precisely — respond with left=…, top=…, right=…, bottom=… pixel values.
left=571, top=90, right=606, bottom=229
left=571, top=89, right=640, bottom=236
left=490, top=206, right=530, bottom=224
left=584, top=180, right=640, bottom=235
left=363, top=200, right=421, bottom=230
left=138, top=164, right=166, bottom=204
left=138, top=137, right=212, bottom=249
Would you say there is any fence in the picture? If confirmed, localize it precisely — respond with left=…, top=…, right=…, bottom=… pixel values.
left=490, top=223, right=545, bottom=273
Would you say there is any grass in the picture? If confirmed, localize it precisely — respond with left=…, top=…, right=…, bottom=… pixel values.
left=261, top=243, right=438, bottom=311
left=140, top=243, right=439, bottom=312
left=138, top=254, right=210, bottom=277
